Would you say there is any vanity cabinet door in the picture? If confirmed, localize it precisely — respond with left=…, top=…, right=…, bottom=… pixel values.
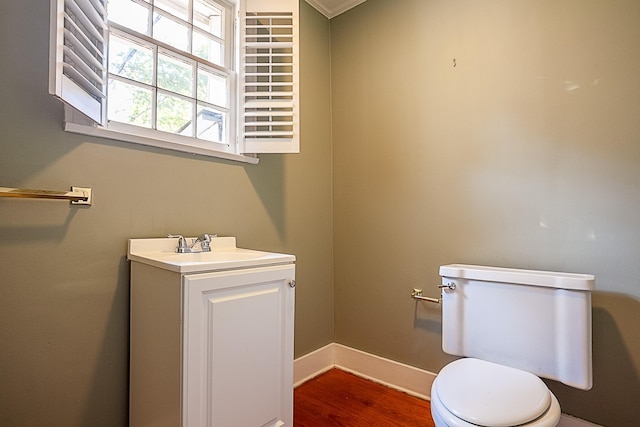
left=182, top=264, right=295, bottom=427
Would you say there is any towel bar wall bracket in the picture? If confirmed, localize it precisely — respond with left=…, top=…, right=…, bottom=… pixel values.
left=0, top=186, right=92, bottom=206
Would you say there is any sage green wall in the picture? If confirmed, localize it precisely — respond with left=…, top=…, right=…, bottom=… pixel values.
left=0, top=1, right=332, bottom=426
left=331, top=1, right=640, bottom=425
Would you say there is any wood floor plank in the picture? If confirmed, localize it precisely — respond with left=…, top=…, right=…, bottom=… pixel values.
left=294, top=368, right=435, bottom=426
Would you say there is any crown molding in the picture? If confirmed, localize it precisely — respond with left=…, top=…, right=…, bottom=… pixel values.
left=304, top=0, right=367, bottom=19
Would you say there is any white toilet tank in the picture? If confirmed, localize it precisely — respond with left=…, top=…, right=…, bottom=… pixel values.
left=439, top=264, right=595, bottom=390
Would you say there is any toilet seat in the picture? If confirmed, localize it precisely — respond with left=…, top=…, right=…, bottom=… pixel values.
left=431, top=358, right=561, bottom=427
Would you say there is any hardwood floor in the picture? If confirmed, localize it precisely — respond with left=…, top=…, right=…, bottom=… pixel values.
left=294, top=368, right=435, bottom=426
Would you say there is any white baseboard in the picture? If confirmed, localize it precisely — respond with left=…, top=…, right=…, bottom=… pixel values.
left=293, top=343, right=435, bottom=400
left=333, top=344, right=434, bottom=400
left=293, top=343, right=335, bottom=387
left=293, top=343, right=601, bottom=427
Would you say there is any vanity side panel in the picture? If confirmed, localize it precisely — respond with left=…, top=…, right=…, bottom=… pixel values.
left=130, top=262, right=182, bottom=427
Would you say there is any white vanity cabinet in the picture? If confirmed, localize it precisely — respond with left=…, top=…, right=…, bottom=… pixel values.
left=128, top=238, right=295, bottom=427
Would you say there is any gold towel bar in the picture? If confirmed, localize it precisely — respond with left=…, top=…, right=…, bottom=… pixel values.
left=0, top=186, right=91, bottom=205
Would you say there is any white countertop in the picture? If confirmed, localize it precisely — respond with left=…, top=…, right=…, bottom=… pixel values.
left=128, top=237, right=295, bottom=273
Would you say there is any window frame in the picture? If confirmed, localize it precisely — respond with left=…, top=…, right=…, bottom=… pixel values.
left=106, top=20, right=236, bottom=151
left=49, top=0, right=298, bottom=164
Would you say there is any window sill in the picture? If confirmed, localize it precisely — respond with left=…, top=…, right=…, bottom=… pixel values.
left=63, top=121, right=260, bottom=165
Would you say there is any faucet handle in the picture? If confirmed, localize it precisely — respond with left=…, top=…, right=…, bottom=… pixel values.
left=196, top=233, right=217, bottom=251
left=196, top=233, right=212, bottom=242
left=196, top=233, right=217, bottom=250
left=201, top=233, right=218, bottom=244
left=168, top=234, right=188, bottom=249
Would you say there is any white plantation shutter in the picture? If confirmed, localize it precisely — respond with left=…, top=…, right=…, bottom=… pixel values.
left=239, top=0, right=299, bottom=153
left=49, top=0, right=107, bottom=125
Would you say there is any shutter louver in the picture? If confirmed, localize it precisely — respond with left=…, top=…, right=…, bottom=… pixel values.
left=49, top=0, right=107, bottom=125
left=239, top=0, right=299, bottom=153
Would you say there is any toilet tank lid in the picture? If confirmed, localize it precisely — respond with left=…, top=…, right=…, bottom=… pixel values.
left=439, top=264, right=595, bottom=291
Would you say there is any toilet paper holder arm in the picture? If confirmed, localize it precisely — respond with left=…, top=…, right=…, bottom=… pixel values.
left=411, top=283, right=456, bottom=304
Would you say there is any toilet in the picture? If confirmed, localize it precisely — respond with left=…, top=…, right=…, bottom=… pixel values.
left=431, top=264, right=594, bottom=427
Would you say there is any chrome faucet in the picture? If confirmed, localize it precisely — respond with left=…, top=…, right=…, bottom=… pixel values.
left=168, top=233, right=217, bottom=253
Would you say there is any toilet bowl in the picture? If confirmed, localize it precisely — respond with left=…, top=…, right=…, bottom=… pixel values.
left=430, top=358, right=560, bottom=427
left=430, top=264, right=594, bottom=427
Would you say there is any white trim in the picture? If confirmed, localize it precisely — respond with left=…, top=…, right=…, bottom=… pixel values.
left=64, top=121, right=259, bottom=164
left=303, top=0, right=367, bottom=19
left=294, top=343, right=603, bottom=427
left=333, top=344, right=433, bottom=400
left=293, top=343, right=433, bottom=399
left=293, top=343, right=335, bottom=387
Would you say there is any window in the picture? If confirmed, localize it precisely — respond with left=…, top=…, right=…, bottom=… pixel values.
left=49, top=0, right=299, bottom=164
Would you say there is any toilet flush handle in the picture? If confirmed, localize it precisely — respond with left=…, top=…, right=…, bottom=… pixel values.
left=438, top=282, right=456, bottom=291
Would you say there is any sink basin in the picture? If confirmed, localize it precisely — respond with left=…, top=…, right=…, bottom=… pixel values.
left=127, top=237, right=295, bottom=273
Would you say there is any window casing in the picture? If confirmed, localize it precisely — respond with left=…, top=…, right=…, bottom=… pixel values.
left=49, top=0, right=299, bottom=164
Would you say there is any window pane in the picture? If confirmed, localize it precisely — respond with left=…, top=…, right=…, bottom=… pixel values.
left=192, top=30, right=223, bottom=66
left=108, top=34, right=153, bottom=85
left=153, top=11, right=189, bottom=52
left=196, top=104, right=225, bottom=143
left=157, top=92, right=194, bottom=135
left=108, top=79, right=152, bottom=127
left=155, top=0, right=189, bottom=22
left=193, top=0, right=223, bottom=38
left=103, top=0, right=236, bottom=147
left=107, top=0, right=150, bottom=35
left=197, top=68, right=227, bottom=107
left=158, top=52, right=193, bottom=96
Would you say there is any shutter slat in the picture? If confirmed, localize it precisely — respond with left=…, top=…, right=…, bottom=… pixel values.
left=244, top=122, right=293, bottom=127
left=243, top=100, right=293, bottom=109
left=244, top=42, right=292, bottom=49
left=64, top=11, right=104, bottom=60
left=245, top=55, right=293, bottom=59
left=244, top=72, right=291, bottom=76
left=73, top=0, right=107, bottom=30
left=245, top=82, right=293, bottom=90
left=244, top=112, right=293, bottom=118
left=86, top=0, right=107, bottom=17
left=64, top=28, right=104, bottom=71
left=65, top=0, right=106, bottom=42
left=63, top=45, right=104, bottom=88
left=245, top=133, right=294, bottom=138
